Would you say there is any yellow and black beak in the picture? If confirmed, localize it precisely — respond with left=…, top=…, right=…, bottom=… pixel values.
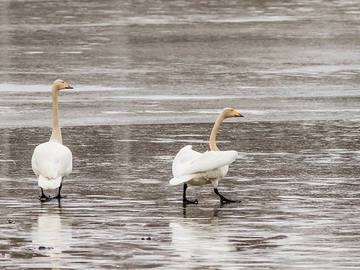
left=235, top=111, right=244, bottom=117
left=64, top=81, right=74, bottom=89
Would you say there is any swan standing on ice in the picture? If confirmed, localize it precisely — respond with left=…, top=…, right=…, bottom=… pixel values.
left=31, top=79, right=73, bottom=201
left=170, top=108, right=243, bottom=204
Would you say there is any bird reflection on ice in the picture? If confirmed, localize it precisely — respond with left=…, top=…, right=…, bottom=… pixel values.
left=170, top=206, right=286, bottom=268
left=31, top=210, right=72, bottom=268
left=170, top=217, right=236, bottom=268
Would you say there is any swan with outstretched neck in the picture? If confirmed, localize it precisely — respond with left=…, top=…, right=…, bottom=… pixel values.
left=31, top=79, right=73, bottom=201
left=170, top=108, right=243, bottom=205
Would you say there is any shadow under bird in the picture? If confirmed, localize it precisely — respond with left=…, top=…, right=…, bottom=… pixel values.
left=170, top=108, right=243, bottom=205
left=31, top=79, right=73, bottom=201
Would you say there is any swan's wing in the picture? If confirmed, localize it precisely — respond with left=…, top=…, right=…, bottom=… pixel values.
left=172, top=145, right=201, bottom=177
left=179, top=150, right=238, bottom=177
left=170, top=145, right=238, bottom=185
left=59, top=145, right=72, bottom=176
left=32, top=142, right=72, bottom=179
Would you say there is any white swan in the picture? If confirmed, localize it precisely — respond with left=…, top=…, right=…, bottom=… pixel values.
left=170, top=108, right=243, bottom=204
left=31, top=79, right=73, bottom=200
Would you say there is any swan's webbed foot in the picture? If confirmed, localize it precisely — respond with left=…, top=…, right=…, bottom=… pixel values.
left=220, top=197, right=239, bottom=204
left=39, top=188, right=51, bottom=202
left=214, top=188, right=240, bottom=204
left=39, top=195, right=52, bottom=202
left=183, top=183, right=198, bottom=205
left=183, top=198, right=199, bottom=205
left=53, top=194, right=67, bottom=200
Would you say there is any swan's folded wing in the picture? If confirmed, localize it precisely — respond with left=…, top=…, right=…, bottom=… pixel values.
left=180, top=150, right=238, bottom=176
left=60, top=146, right=73, bottom=176
left=172, top=145, right=201, bottom=177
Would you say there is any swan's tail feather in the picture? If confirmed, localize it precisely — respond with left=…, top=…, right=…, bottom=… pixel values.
left=38, top=175, right=62, bottom=190
left=169, top=175, right=194, bottom=186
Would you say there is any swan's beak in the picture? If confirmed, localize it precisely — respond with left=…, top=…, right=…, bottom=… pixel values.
left=235, top=111, right=244, bottom=117
left=64, top=82, right=73, bottom=89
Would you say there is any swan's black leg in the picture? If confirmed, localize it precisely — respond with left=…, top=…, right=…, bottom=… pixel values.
left=214, top=188, right=240, bottom=204
left=54, top=182, right=66, bottom=199
left=183, top=183, right=198, bottom=205
left=39, top=188, right=51, bottom=201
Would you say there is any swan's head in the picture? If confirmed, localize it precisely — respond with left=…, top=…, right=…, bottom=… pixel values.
left=52, top=79, right=73, bottom=91
left=223, top=108, right=243, bottom=118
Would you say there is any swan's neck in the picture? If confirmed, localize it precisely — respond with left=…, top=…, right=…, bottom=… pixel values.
left=49, top=87, right=62, bottom=144
left=209, top=112, right=225, bottom=151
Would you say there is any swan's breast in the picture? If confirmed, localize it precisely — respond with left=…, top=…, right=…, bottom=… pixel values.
left=187, top=176, right=212, bottom=186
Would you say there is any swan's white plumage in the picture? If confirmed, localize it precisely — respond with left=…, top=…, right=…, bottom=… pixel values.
left=170, top=145, right=238, bottom=186
left=169, top=175, right=195, bottom=186
left=31, top=141, right=72, bottom=190
left=38, top=175, right=62, bottom=190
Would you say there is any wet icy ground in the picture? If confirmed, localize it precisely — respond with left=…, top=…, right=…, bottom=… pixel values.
left=1, top=0, right=360, bottom=268
left=1, top=121, right=360, bottom=269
